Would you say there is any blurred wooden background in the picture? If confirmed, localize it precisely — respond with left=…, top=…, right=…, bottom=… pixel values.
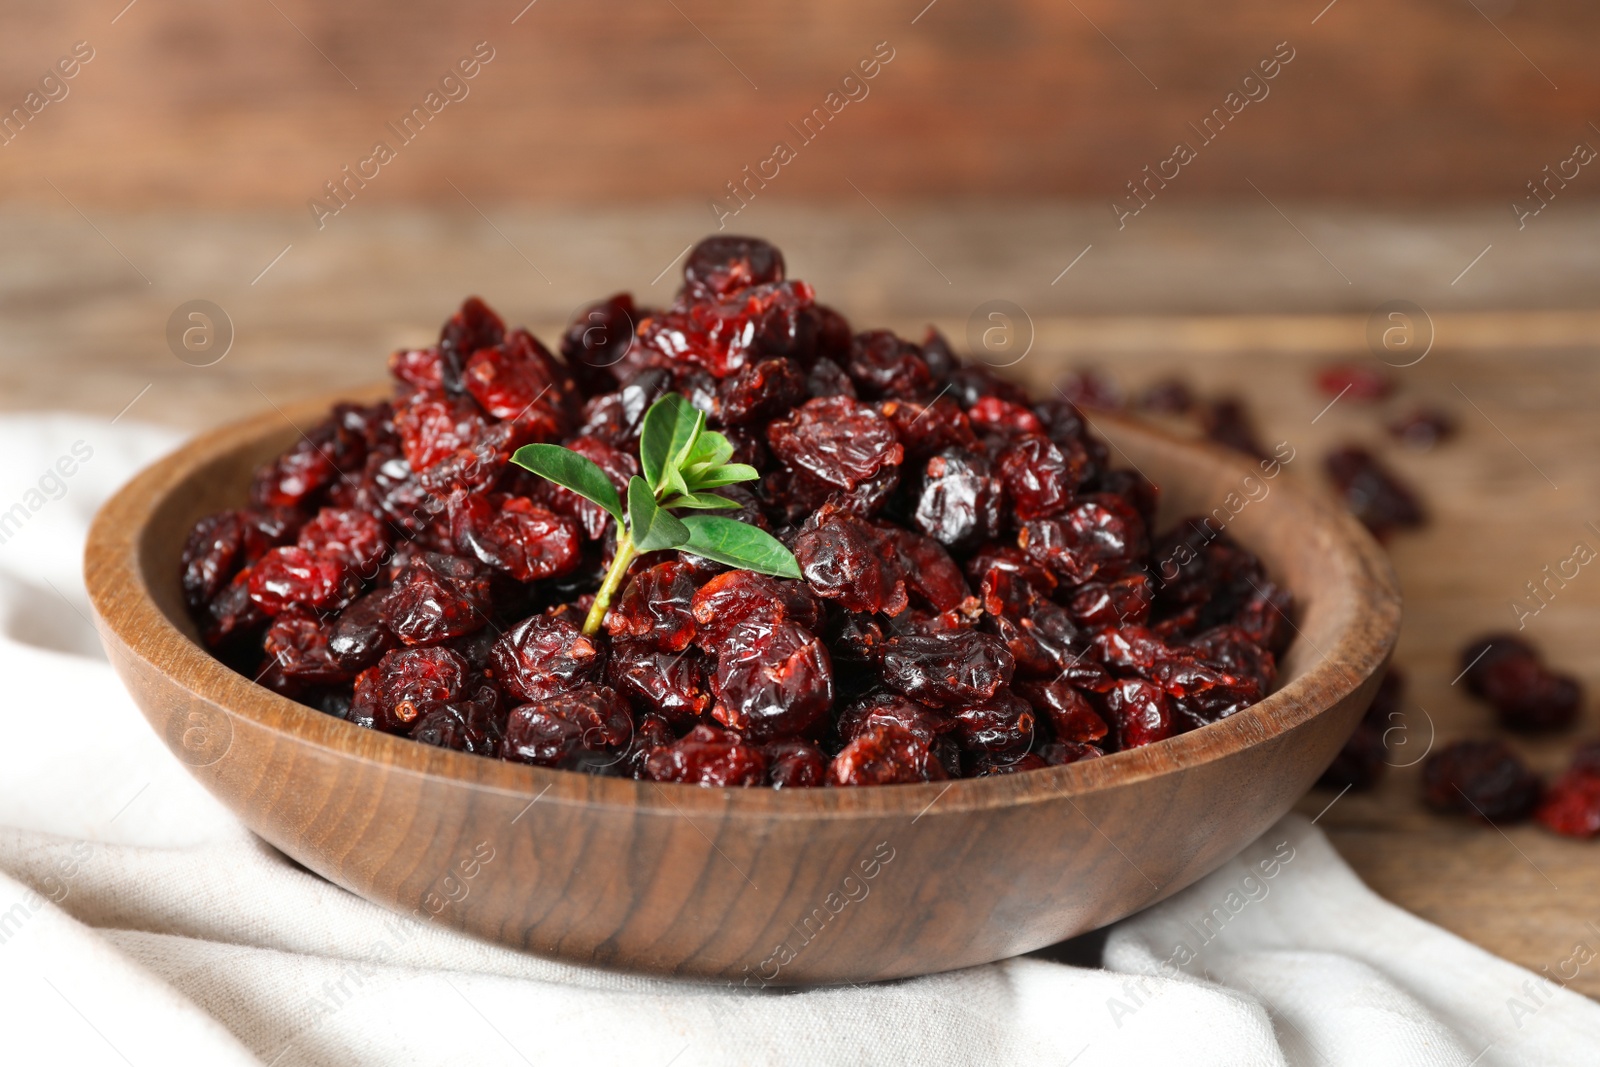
left=2, top=0, right=1597, bottom=208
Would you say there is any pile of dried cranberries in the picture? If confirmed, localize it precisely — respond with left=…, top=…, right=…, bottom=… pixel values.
left=180, top=236, right=1292, bottom=787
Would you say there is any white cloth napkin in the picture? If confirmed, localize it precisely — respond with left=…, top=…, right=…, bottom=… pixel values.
left=1, top=412, right=1597, bottom=1066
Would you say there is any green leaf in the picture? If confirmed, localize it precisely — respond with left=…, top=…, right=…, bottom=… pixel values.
left=681, top=430, right=734, bottom=476
left=628, top=476, right=690, bottom=553
left=511, top=444, right=623, bottom=522
left=684, top=463, right=761, bottom=490
left=661, top=492, right=740, bottom=510
left=679, top=515, right=802, bottom=579
left=639, top=394, right=703, bottom=495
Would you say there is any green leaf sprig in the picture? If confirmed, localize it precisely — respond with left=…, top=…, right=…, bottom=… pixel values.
left=510, top=394, right=801, bottom=635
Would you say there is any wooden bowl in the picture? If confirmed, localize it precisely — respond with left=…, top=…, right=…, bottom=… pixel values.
left=85, top=391, right=1399, bottom=986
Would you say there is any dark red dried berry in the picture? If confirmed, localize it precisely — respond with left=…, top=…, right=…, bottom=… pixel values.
left=765, top=738, right=827, bottom=788
left=1057, top=369, right=1122, bottom=411
left=412, top=685, right=503, bottom=755
left=247, top=546, right=356, bottom=616
left=711, top=621, right=833, bottom=741
left=1103, top=678, right=1174, bottom=750
left=605, top=561, right=698, bottom=651
left=351, top=646, right=470, bottom=734
left=298, top=507, right=389, bottom=573
left=880, top=630, right=1015, bottom=706
left=997, top=434, right=1088, bottom=521
left=913, top=449, right=1004, bottom=551
left=645, top=723, right=768, bottom=786
left=768, top=396, right=903, bottom=490
left=794, top=506, right=909, bottom=616
left=828, top=723, right=946, bottom=786
left=491, top=612, right=605, bottom=702
left=394, top=392, right=487, bottom=473
left=608, top=638, right=712, bottom=727
left=1019, top=493, right=1147, bottom=584
left=1137, top=378, right=1195, bottom=414
left=846, top=330, right=933, bottom=400
left=689, top=570, right=821, bottom=651
left=683, top=236, right=785, bottom=302
left=719, top=357, right=808, bottom=426
left=1039, top=741, right=1104, bottom=766
left=1016, top=679, right=1108, bottom=743
left=1324, top=446, right=1426, bottom=540
left=1422, top=739, right=1542, bottom=823
left=451, top=494, right=581, bottom=583
left=967, top=395, right=1043, bottom=436
left=949, top=690, right=1036, bottom=754
left=502, top=686, right=632, bottom=769
left=263, top=608, right=354, bottom=684
left=385, top=552, right=495, bottom=646
left=327, top=590, right=396, bottom=672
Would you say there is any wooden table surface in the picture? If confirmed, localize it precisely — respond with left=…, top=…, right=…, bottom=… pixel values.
left=5, top=205, right=1599, bottom=994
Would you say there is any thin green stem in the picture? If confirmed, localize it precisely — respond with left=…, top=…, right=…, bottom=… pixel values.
left=582, top=525, right=636, bottom=635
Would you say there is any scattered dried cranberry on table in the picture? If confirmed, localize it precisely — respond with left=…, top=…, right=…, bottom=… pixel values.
left=1422, top=739, right=1544, bottom=824
left=1459, top=633, right=1583, bottom=733
left=179, top=236, right=1294, bottom=788
left=1314, top=361, right=1394, bottom=402
left=1323, top=446, right=1427, bottom=541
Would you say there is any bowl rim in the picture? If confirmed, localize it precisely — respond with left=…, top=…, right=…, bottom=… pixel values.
left=85, top=389, right=1401, bottom=821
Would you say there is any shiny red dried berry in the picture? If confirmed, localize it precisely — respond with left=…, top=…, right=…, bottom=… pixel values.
left=450, top=494, right=581, bottom=583
left=966, top=395, right=1043, bottom=436
left=828, top=723, right=945, bottom=786
left=351, top=646, right=470, bottom=734
left=411, top=684, right=504, bottom=755
left=327, top=589, right=396, bottom=673
left=794, top=506, right=909, bottom=616
left=263, top=608, right=354, bottom=684
left=605, top=560, right=698, bottom=651
left=385, top=552, right=495, bottom=645
left=768, top=395, right=903, bottom=490
left=1103, top=679, right=1173, bottom=750
left=718, top=357, right=808, bottom=426
left=538, top=435, right=636, bottom=541
left=690, top=570, right=822, bottom=651
left=949, top=690, right=1036, bottom=754
left=394, top=391, right=487, bottom=473
left=1019, top=493, right=1147, bottom=583
left=247, top=546, right=356, bottom=616
left=880, top=630, right=1014, bottom=706
left=997, top=434, right=1088, bottom=520
left=645, top=723, right=768, bottom=786
left=765, top=738, right=827, bottom=788
left=297, top=507, right=389, bottom=573
left=913, top=449, right=1004, bottom=551
left=608, top=638, right=712, bottom=727
left=877, top=397, right=977, bottom=460
left=683, top=235, right=786, bottom=302
left=501, top=686, right=632, bottom=769
left=491, top=612, right=606, bottom=702
left=711, top=621, right=834, bottom=741
left=846, top=330, right=934, bottom=400
left=1016, top=679, right=1108, bottom=743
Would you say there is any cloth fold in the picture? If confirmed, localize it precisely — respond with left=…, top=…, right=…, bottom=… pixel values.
left=1, top=413, right=1596, bottom=1066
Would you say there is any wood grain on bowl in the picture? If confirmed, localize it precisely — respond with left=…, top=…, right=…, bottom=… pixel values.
left=84, top=390, right=1399, bottom=985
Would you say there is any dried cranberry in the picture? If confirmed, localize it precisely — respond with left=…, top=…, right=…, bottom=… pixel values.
left=412, top=685, right=503, bottom=755
left=464, top=328, right=573, bottom=434
left=247, top=546, right=356, bottom=616
left=768, top=396, right=903, bottom=489
left=949, top=690, right=1036, bottom=754
left=794, top=506, right=909, bottom=616
left=181, top=509, right=294, bottom=609
left=1039, top=741, right=1104, bottom=766
left=438, top=296, right=506, bottom=392
left=350, top=646, right=470, bottom=734
left=608, top=639, right=712, bottom=727
left=878, top=397, right=978, bottom=460
left=385, top=552, right=495, bottom=646
left=561, top=293, right=639, bottom=393
left=491, top=612, right=605, bottom=702
left=391, top=347, right=446, bottom=392
left=645, top=724, right=768, bottom=786
left=1016, top=679, right=1108, bottom=743
left=828, top=723, right=945, bottom=786
left=297, top=507, right=389, bottom=573
left=327, top=590, right=396, bottom=672
left=1422, top=739, right=1542, bottom=823
left=718, top=358, right=808, bottom=425
left=689, top=570, right=820, bottom=650
left=501, top=686, right=632, bottom=769
left=682, top=235, right=785, bottom=302
left=450, top=494, right=581, bottom=583
left=604, top=560, right=699, bottom=651
left=1536, top=769, right=1600, bottom=838
left=880, top=630, right=1014, bottom=706
left=1019, top=493, right=1146, bottom=583
left=1324, top=446, right=1426, bottom=539
left=622, top=713, right=674, bottom=779
left=203, top=571, right=267, bottom=650
left=1103, top=679, right=1174, bottom=750
left=846, top=330, right=933, bottom=400
left=710, top=621, right=833, bottom=741
left=263, top=608, right=353, bottom=684
left=394, top=392, right=487, bottom=473
left=997, top=434, right=1088, bottom=520
left=913, top=449, right=1004, bottom=550
left=967, top=396, right=1043, bottom=436
left=765, top=738, right=827, bottom=788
